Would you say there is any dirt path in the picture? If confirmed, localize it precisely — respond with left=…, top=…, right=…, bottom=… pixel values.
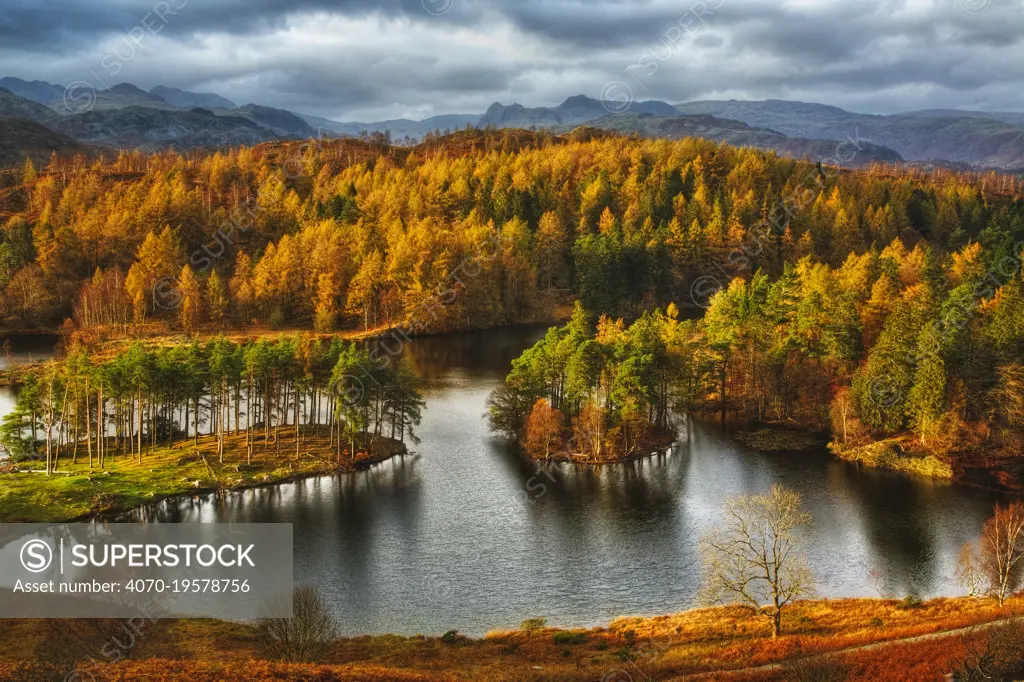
left=668, top=616, right=1021, bottom=680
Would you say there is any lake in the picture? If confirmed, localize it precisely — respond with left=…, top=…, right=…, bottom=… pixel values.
left=115, top=327, right=1005, bottom=637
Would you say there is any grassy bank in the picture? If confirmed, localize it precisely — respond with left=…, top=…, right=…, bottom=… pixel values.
left=720, top=417, right=955, bottom=481
left=829, top=439, right=954, bottom=480
left=0, top=427, right=407, bottom=522
left=0, top=596, right=1019, bottom=681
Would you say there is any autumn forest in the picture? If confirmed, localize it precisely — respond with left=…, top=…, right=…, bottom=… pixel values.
left=2, top=128, right=1024, bottom=485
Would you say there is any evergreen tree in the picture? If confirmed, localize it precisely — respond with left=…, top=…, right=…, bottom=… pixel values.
left=907, top=322, right=947, bottom=444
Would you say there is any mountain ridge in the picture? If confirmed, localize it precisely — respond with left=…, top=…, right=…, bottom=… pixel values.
left=479, top=95, right=679, bottom=128
left=672, top=99, right=1024, bottom=169
left=3, top=77, right=1024, bottom=170
left=150, top=85, right=237, bottom=111
left=569, top=112, right=904, bottom=166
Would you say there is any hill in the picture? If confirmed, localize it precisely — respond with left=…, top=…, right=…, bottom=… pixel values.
left=224, top=103, right=315, bottom=137
left=0, top=118, right=90, bottom=166
left=52, top=106, right=274, bottom=150
left=0, top=87, right=60, bottom=126
left=578, top=112, right=904, bottom=165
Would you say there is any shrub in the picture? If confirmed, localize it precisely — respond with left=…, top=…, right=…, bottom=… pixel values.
left=520, top=617, right=547, bottom=633
left=256, top=586, right=338, bottom=663
left=783, top=655, right=849, bottom=682
left=552, top=631, right=588, bottom=645
left=441, top=629, right=459, bottom=644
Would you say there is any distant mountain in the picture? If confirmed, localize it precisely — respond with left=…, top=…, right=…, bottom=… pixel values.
left=297, top=113, right=353, bottom=135
left=51, top=106, right=275, bottom=150
left=5, top=74, right=1024, bottom=171
left=151, top=85, right=237, bottom=111
left=574, top=112, right=904, bottom=166
left=899, top=109, right=1024, bottom=129
left=673, top=100, right=861, bottom=139
left=0, top=77, right=64, bottom=106
left=479, top=95, right=678, bottom=129
left=47, top=83, right=179, bottom=114
left=414, top=114, right=482, bottom=133
left=673, top=99, right=1024, bottom=170
left=225, top=104, right=315, bottom=137
left=302, top=112, right=479, bottom=139
left=0, top=118, right=90, bottom=167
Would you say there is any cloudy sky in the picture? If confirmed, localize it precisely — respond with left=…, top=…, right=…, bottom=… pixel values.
left=1, top=0, right=1023, bottom=121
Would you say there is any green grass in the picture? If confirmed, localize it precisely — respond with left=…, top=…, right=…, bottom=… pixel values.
left=0, top=428, right=405, bottom=522
left=829, top=439, right=954, bottom=479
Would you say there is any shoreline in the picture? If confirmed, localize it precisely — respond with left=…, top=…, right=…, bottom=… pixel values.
left=0, top=320, right=562, bottom=387
left=101, top=441, right=410, bottom=522
left=0, top=430, right=409, bottom=524
left=533, top=432, right=677, bottom=466
left=828, top=439, right=954, bottom=481
left=719, top=419, right=1023, bottom=492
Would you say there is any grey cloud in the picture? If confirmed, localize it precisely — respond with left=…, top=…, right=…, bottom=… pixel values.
left=2, top=0, right=1024, bottom=119
left=0, top=0, right=463, bottom=52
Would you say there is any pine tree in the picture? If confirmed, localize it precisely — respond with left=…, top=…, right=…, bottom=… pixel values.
left=907, top=322, right=947, bottom=444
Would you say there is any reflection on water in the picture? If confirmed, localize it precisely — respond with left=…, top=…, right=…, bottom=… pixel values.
left=123, top=327, right=1005, bottom=636
left=0, top=335, right=58, bottom=458
left=0, top=334, right=58, bottom=371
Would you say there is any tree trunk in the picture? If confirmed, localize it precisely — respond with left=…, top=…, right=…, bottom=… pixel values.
left=97, top=387, right=104, bottom=469
left=86, top=383, right=92, bottom=469
left=137, top=387, right=143, bottom=464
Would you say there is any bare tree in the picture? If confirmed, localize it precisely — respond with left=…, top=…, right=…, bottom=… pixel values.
left=699, top=484, right=815, bottom=638
left=956, top=540, right=986, bottom=598
left=980, top=502, right=1024, bottom=607
left=257, top=587, right=339, bottom=662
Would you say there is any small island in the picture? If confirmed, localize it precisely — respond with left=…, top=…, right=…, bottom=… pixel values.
left=0, top=336, right=424, bottom=522
left=487, top=303, right=684, bottom=463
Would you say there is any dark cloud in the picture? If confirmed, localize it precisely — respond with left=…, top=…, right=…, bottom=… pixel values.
left=1, top=0, right=1024, bottom=120
left=0, top=0, right=448, bottom=52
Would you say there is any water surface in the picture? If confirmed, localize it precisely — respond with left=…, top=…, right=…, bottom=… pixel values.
left=124, top=328, right=1003, bottom=636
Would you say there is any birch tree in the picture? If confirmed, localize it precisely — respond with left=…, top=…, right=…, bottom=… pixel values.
left=699, top=484, right=815, bottom=637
